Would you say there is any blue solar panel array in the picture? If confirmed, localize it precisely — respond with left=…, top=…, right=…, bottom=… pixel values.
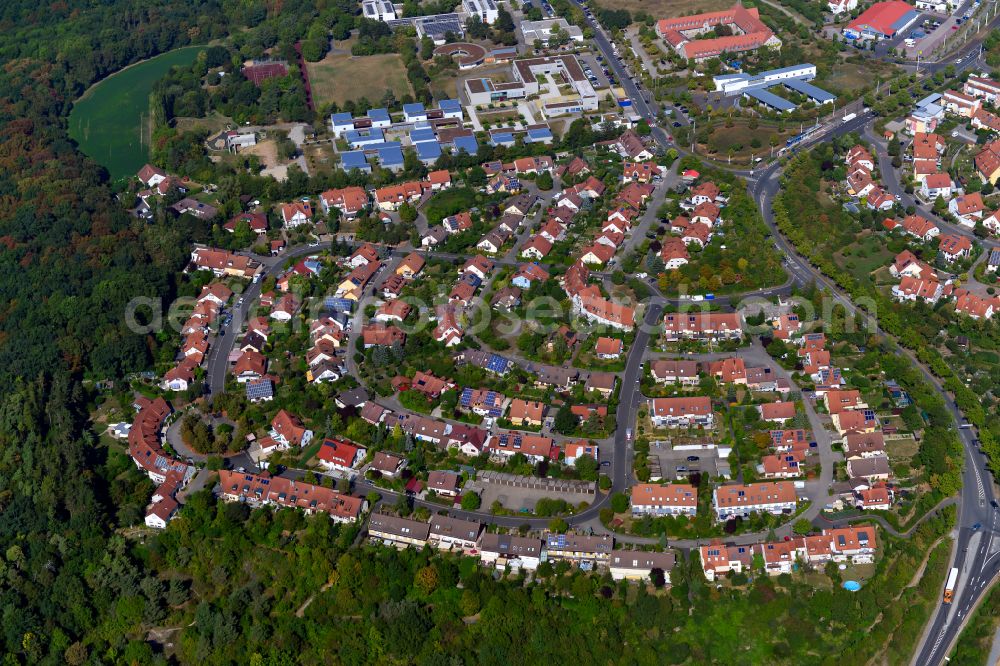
left=378, top=145, right=404, bottom=166
left=781, top=78, right=836, bottom=104
left=410, top=128, right=437, bottom=143
left=526, top=127, right=553, bottom=143
left=324, top=297, right=354, bottom=313
left=439, top=98, right=462, bottom=115
left=368, top=108, right=391, bottom=124
left=744, top=87, right=796, bottom=112
left=245, top=379, right=274, bottom=401
left=415, top=141, right=442, bottom=162
left=403, top=102, right=426, bottom=118
left=453, top=135, right=479, bottom=155
left=460, top=388, right=503, bottom=416
left=486, top=354, right=510, bottom=374
left=341, top=151, right=370, bottom=170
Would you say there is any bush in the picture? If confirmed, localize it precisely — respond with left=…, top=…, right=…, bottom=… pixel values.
left=460, top=491, right=481, bottom=510
left=610, top=492, right=629, bottom=513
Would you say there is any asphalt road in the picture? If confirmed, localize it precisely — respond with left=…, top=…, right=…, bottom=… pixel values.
left=206, top=15, right=999, bottom=658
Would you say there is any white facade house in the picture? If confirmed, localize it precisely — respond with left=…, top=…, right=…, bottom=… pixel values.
left=463, top=0, right=498, bottom=23
left=630, top=484, right=698, bottom=517
left=713, top=482, right=797, bottom=521
left=362, top=0, right=397, bottom=20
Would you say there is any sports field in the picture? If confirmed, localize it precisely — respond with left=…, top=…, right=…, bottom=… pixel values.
left=68, top=45, right=204, bottom=179
left=306, top=53, right=412, bottom=106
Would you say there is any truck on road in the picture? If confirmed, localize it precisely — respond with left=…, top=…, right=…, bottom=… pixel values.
left=842, top=112, right=857, bottom=124
left=944, top=567, right=959, bottom=604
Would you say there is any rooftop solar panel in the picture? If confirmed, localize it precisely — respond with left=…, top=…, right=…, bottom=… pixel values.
left=744, top=88, right=796, bottom=112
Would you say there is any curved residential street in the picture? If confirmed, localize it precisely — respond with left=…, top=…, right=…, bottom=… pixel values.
left=187, top=9, right=1000, bottom=662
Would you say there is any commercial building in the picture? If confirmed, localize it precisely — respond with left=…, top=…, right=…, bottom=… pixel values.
left=463, top=0, right=499, bottom=24
left=464, top=54, right=599, bottom=118
left=521, top=18, right=585, bottom=43
left=655, top=4, right=781, bottom=62
left=843, top=1, right=920, bottom=40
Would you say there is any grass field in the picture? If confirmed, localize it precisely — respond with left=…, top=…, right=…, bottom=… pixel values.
left=306, top=53, right=411, bottom=107
left=601, top=0, right=731, bottom=18
left=68, top=45, right=205, bottom=180
left=819, top=58, right=897, bottom=97
left=700, top=121, right=794, bottom=163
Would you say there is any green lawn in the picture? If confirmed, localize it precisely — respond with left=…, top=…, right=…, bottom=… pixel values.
left=69, top=45, right=205, bottom=180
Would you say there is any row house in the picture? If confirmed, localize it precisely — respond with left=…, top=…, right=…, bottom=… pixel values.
left=964, top=75, right=1000, bottom=103
left=319, top=186, right=368, bottom=218
left=713, top=481, right=797, bottom=521
left=609, top=551, right=676, bottom=582
left=545, top=533, right=614, bottom=564
left=486, top=431, right=555, bottom=463
left=368, top=513, right=431, bottom=548
left=649, top=396, right=714, bottom=428
left=941, top=89, right=981, bottom=117
left=429, top=515, right=483, bottom=551
left=663, top=312, right=743, bottom=340
left=650, top=359, right=700, bottom=385
left=219, top=470, right=365, bottom=522
left=630, top=483, right=699, bottom=516
left=480, top=533, right=543, bottom=571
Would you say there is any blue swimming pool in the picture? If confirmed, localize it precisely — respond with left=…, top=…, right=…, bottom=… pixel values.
left=842, top=580, right=861, bottom=591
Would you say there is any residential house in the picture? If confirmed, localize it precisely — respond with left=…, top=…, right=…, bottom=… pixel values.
left=758, top=401, right=796, bottom=423
left=713, top=481, right=797, bottom=520
left=544, top=533, right=614, bottom=564
left=650, top=359, right=700, bottom=385
left=427, top=470, right=462, bottom=497
left=368, top=451, right=406, bottom=479
left=270, top=410, right=313, bottom=448
left=486, top=432, right=555, bottom=463
left=281, top=201, right=313, bottom=228
left=950, top=193, right=986, bottom=227
left=939, top=233, right=972, bottom=261
left=479, top=533, right=543, bottom=571
left=428, top=515, right=482, bottom=550
left=397, top=252, right=426, bottom=279
left=508, top=398, right=546, bottom=427
left=595, top=337, right=623, bottom=359
left=920, top=172, right=953, bottom=200
left=319, top=186, right=368, bottom=218
left=846, top=455, right=892, bottom=482
left=649, top=397, right=714, bottom=428
left=609, top=551, right=676, bottom=582
left=317, top=438, right=365, bottom=473
left=368, top=513, right=431, bottom=548
left=630, top=483, right=698, bottom=516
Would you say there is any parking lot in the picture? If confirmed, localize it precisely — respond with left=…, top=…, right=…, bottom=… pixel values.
left=466, top=470, right=596, bottom=512
left=577, top=52, right=613, bottom=89
left=648, top=440, right=728, bottom=482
